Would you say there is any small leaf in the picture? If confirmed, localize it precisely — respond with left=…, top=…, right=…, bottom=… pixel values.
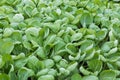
left=65, top=43, right=77, bottom=55
left=67, top=62, right=78, bottom=72
left=80, top=40, right=94, bottom=52
left=44, top=34, right=56, bottom=47
left=37, top=68, right=49, bottom=76
left=11, top=30, right=22, bottom=43
left=27, top=56, right=44, bottom=72
left=71, top=33, right=83, bottom=42
left=36, top=47, right=46, bottom=59
left=53, top=55, right=62, bottom=62
left=25, top=27, right=40, bottom=37
left=96, top=28, right=107, bottom=41
left=80, top=12, right=93, bottom=27
left=47, top=69, right=57, bottom=76
left=112, top=25, right=120, bottom=38
left=23, top=5, right=33, bottom=17
left=13, top=14, right=24, bottom=22
left=44, top=59, right=54, bottom=68
left=79, top=66, right=91, bottom=76
left=84, top=48, right=95, bottom=60
left=3, top=28, right=14, bottom=37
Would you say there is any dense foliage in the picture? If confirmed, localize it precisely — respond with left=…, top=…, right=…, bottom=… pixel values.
left=0, top=0, right=120, bottom=80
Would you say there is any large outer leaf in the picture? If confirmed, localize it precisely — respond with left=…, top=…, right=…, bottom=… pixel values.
left=100, top=70, right=116, bottom=80
left=18, top=67, right=34, bottom=80
left=0, top=74, right=10, bottom=80
left=0, top=39, right=14, bottom=54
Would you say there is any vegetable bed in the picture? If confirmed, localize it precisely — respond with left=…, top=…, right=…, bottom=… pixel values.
left=0, top=0, right=120, bottom=80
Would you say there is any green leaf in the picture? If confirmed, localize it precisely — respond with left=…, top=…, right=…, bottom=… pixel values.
left=44, top=59, right=54, bottom=68
left=13, top=14, right=24, bottom=22
left=80, top=40, right=94, bottom=52
left=44, top=34, right=56, bottom=47
left=82, top=75, right=98, bottom=80
left=18, top=67, right=34, bottom=80
left=67, top=62, right=78, bottom=72
left=80, top=12, right=93, bottom=27
left=11, top=30, right=22, bottom=43
left=27, top=56, right=44, bottom=72
left=71, top=73, right=82, bottom=80
left=100, top=70, right=116, bottom=80
left=0, top=55, right=5, bottom=68
left=36, top=47, right=46, bottom=59
left=44, top=22, right=60, bottom=33
left=23, top=40, right=32, bottom=50
left=84, top=48, right=95, bottom=60
left=88, top=60, right=102, bottom=72
left=96, top=28, right=107, bottom=41
left=0, top=39, right=14, bottom=54
left=71, top=33, right=83, bottom=42
left=31, top=8, right=39, bottom=16
left=69, top=51, right=80, bottom=60
left=59, top=59, right=68, bottom=68
left=25, top=27, right=40, bottom=37
left=89, top=23, right=100, bottom=31
left=47, top=69, right=57, bottom=76
left=101, top=42, right=114, bottom=53
left=64, top=12, right=75, bottom=21
left=38, top=75, right=54, bottom=80
left=54, top=38, right=66, bottom=52
left=79, top=66, right=91, bottom=76
left=112, top=25, right=120, bottom=38
left=9, top=64, right=18, bottom=80
left=3, top=28, right=14, bottom=37
left=37, top=68, right=49, bottom=76
left=0, top=74, right=10, bottom=80
left=6, top=0, right=15, bottom=5
left=15, top=58, right=28, bottom=69
left=23, top=5, right=33, bottom=17
left=65, top=43, right=77, bottom=55
left=53, top=55, right=62, bottom=62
